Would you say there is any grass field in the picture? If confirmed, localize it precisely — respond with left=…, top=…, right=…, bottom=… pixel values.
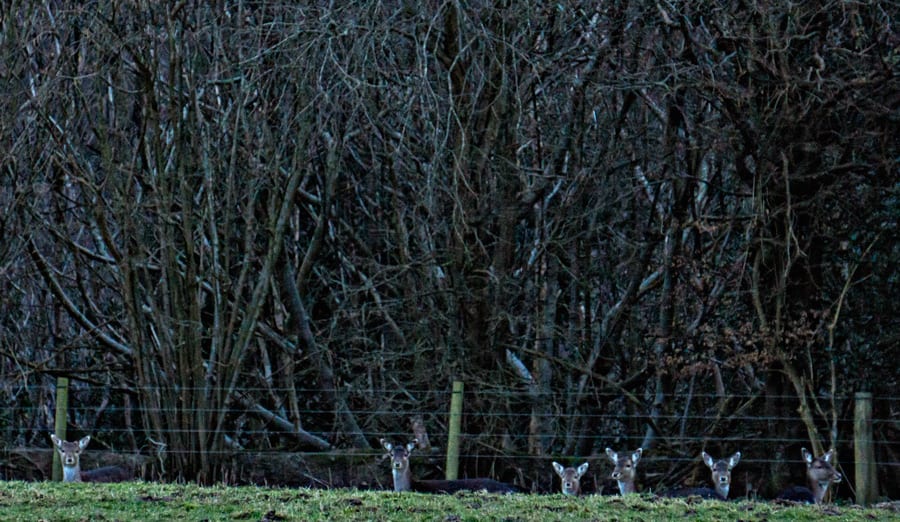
left=0, top=481, right=897, bottom=521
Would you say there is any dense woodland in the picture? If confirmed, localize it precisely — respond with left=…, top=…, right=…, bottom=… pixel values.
left=1, top=0, right=898, bottom=498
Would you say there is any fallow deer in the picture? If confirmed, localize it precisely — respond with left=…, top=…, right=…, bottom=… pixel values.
left=701, top=451, right=741, bottom=499
left=380, top=438, right=518, bottom=494
left=605, top=447, right=642, bottom=495
left=776, top=448, right=842, bottom=504
left=50, top=434, right=132, bottom=483
left=551, top=461, right=589, bottom=496
left=662, top=450, right=741, bottom=500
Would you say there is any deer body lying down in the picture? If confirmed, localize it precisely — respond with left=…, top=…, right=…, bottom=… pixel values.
left=50, top=434, right=133, bottom=483
left=381, top=439, right=518, bottom=494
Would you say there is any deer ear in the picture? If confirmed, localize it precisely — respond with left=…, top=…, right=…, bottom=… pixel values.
left=78, top=436, right=91, bottom=450
left=822, top=449, right=834, bottom=464
left=380, top=439, right=393, bottom=451
left=552, top=462, right=565, bottom=477
left=632, top=448, right=643, bottom=463
left=605, top=448, right=617, bottom=462
left=702, top=451, right=714, bottom=468
left=729, top=452, right=741, bottom=468
left=576, top=462, right=590, bottom=476
left=801, top=448, right=812, bottom=464
left=405, top=441, right=417, bottom=453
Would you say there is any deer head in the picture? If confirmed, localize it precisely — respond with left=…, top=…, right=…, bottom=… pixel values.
left=50, top=434, right=91, bottom=482
left=552, top=461, right=589, bottom=496
left=605, top=447, right=642, bottom=495
left=802, top=448, right=842, bottom=503
left=701, top=451, right=741, bottom=499
left=380, top=438, right=418, bottom=492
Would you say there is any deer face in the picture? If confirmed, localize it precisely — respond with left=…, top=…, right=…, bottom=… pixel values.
left=552, top=461, right=589, bottom=496
left=50, top=434, right=90, bottom=467
left=381, top=438, right=416, bottom=472
left=605, top=447, right=642, bottom=487
left=702, top=451, right=741, bottom=498
left=803, top=448, right=842, bottom=486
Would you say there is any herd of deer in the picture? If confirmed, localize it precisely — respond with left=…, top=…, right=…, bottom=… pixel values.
left=380, top=438, right=844, bottom=505
left=48, top=434, right=843, bottom=505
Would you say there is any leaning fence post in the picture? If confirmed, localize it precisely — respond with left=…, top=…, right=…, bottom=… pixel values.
left=52, top=377, right=69, bottom=482
left=854, top=391, right=877, bottom=505
left=445, top=380, right=464, bottom=480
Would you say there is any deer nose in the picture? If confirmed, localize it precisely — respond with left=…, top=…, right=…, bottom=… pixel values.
left=611, top=472, right=621, bottom=479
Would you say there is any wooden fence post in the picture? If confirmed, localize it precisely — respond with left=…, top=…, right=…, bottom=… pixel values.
left=445, top=381, right=464, bottom=480
left=52, top=377, right=69, bottom=482
left=854, top=391, right=877, bottom=505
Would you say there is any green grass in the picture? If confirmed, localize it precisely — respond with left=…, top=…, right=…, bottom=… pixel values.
left=0, top=481, right=896, bottom=521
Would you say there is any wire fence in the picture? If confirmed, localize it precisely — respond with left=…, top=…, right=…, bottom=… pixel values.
left=2, top=383, right=898, bottom=498
left=2, top=387, right=897, bottom=459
